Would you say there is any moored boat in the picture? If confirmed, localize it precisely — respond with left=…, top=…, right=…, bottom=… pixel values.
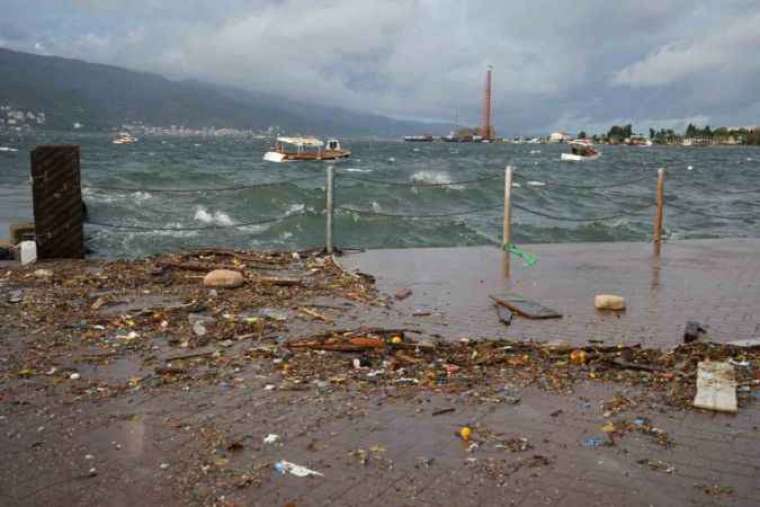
left=263, top=137, right=350, bottom=163
left=561, top=139, right=600, bottom=161
left=112, top=132, right=138, bottom=145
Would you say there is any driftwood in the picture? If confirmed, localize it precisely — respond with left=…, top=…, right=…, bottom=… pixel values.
left=155, top=259, right=240, bottom=273
left=257, top=276, right=302, bottom=286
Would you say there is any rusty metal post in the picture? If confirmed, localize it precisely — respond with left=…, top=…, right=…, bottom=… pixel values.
left=653, top=168, right=665, bottom=256
left=30, top=145, right=84, bottom=259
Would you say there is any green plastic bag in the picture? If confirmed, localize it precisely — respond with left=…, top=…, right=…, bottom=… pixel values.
left=503, top=242, right=537, bottom=267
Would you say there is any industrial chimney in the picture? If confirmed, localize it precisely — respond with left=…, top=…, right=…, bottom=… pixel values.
left=481, top=66, right=493, bottom=141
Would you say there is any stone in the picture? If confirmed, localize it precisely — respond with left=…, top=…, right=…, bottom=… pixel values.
left=683, top=321, right=707, bottom=343
left=594, top=294, right=626, bottom=311
left=202, top=269, right=244, bottom=288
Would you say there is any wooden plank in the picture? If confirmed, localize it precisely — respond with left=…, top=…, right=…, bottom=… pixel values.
left=490, top=293, right=562, bottom=320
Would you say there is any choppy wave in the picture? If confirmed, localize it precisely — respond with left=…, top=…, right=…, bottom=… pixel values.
left=194, top=206, right=235, bottom=226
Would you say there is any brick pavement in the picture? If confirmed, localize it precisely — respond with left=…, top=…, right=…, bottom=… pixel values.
left=1, top=239, right=759, bottom=506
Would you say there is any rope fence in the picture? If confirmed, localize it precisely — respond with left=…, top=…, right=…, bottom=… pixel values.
left=82, top=174, right=321, bottom=194
left=76, top=163, right=756, bottom=267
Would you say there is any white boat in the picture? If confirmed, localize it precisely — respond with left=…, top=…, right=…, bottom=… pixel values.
left=561, top=139, right=600, bottom=161
left=113, top=132, right=138, bottom=145
left=263, top=137, right=350, bottom=163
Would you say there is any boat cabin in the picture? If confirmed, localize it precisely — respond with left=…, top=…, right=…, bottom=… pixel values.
left=264, top=136, right=351, bottom=163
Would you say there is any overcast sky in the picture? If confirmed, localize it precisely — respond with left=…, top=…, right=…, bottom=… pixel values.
left=2, top=0, right=759, bottom=134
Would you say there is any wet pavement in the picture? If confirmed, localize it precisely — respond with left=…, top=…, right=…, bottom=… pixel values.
left=1, top=240, right=759, bottom=506
left=343, top=239, right=760, bottom=347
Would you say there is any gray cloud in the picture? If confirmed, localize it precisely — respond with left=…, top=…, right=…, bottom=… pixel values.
left=2, top=0, right=760, bottom=134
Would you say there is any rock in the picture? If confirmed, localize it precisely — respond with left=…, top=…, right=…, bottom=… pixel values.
left=33, top=269, right=53, bottom=278
left=594, top=294, right=626, bottom=311
left=202, top=269, right=244, bottom=288
left=192, top=321, right=207, bottom=337
left=8, top=290, right=23, bottom=304
left=683, top=321, right=707, bottom=343
left=394, top=288, right=413, bottom=300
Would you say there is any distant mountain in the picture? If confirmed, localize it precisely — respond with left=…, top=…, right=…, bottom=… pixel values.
left=0, top=48, right=448, bottom=137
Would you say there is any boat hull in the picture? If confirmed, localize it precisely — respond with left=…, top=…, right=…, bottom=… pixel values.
left=561, top=152, right=600, bottom=162
left=263, top=150, right=351, bottom=163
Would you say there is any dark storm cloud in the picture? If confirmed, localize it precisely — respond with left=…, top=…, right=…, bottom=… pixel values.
left=2, top=0, right=759, bottom=134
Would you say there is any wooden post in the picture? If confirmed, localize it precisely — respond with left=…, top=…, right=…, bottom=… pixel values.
left=502, top=165, right=513, bottom=276
left=653, top=167, right=665, bottom=255
left=325, top=165, right=335, bottom=254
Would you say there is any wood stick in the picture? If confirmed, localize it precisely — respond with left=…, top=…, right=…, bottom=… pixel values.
left=502, top=166, right=513, bottom=277
left=653, top=168, right=665, bottom=256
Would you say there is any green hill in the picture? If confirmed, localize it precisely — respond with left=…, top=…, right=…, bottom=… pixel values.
left=0, top=47, right=445, bottom=137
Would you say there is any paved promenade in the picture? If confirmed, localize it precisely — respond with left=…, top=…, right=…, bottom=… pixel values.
left=1, top=239, right=758, bottom=506
left=344, top=239, right=760, bottom=347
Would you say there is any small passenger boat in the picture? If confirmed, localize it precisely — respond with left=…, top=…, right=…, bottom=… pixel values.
left=112, top=132, right=138, bottom=145
left=263, top=137, right=350, bottom=163
left=561, top=139, right=600, bottom=161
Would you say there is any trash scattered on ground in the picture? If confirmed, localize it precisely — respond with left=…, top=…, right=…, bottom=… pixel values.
left=495, top=305, right=512, bottom=326
left=697, top=484, right=734, bottom=497
left=594, top=294, right=626, bottom=311
left=727, top=338, right=760, bottom=348
left=693, top=361, right=737, bottom=413
left=7, top=289, right=23, bottom=303
left=432, top=408, right=455, bottom=416
left=263, top=434, right=280, bottom=444
left=491, top=293, right=562, bottom=319
left=582, top=436, right=605, bottom=448
left=274, top=460, right=324, bottom=478
left=504, top=243, right=537, bottom=267
left=458, top=426, right=473, bottom=441
left=637, top=458, right=675, bottom=473
left=683, top=321, right=707, bottom=343
left=412, top=309, right=432, bottom=317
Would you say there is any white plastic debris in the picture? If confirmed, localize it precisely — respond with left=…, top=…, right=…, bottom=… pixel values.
left=69, top=372, right=81, bottom=380
left=274, top=460, right=323, bottom=477
left=263, top=433, right=280, bottom=445
left=160, top=463, right=170, bottom=470
left=693, top=361, right=737, bottom=413
left=19, top=241, right=37, bottom=265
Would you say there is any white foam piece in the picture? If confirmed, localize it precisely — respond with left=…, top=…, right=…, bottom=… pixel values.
left=20, top=241, right=37, bottom=265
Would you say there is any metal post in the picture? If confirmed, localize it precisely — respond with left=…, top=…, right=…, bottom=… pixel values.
left=502, top=165, right=513, bottom=276
left=325, top=165, right=335, bottom=254
left=653, top=168, right=665, bottom=256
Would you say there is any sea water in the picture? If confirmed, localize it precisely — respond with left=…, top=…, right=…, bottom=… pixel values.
left=1, top=131, right=758, bottom=258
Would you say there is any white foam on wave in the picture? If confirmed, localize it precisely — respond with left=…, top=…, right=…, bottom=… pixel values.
left=371, top=201, right=382, bottom=213
left=132, top=191, right=152, bottom=202
left=194, top=206, right=235, bottom=226
left=345, top=167, right=373, bottom=173
left=0, top=147, right=19, bottom=152
left=527, top=180, right=546, bottom=187
left=285, top=203, right=305, bottom=216
left=410, top=170, right=463, bottom=190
